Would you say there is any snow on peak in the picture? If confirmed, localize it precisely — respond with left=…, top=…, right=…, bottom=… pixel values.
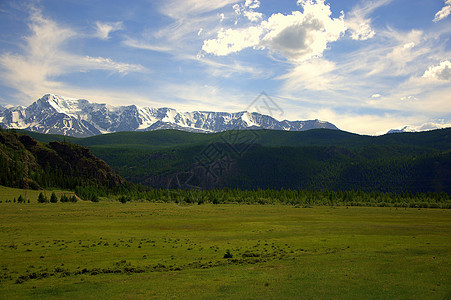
left=386, top=123, right=451, bottom=134
left=0, top=93, right=339, bottom=137
left=241, top=112, right=260, bottom=127
left=161, top=108, right=178, bottom=123
left=39, top=94, right=91, bottom=117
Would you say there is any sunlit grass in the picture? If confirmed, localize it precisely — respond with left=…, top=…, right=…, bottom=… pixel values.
left=0, top=186, right=76, bottom=203
left=0, top=201, right=449, bottom=299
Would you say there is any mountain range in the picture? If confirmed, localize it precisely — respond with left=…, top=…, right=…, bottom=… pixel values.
left=386, top=123, right=451, bottom=134
left=0, top=94, right=338, bottom=137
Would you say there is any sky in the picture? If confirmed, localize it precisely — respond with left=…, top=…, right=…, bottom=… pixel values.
left=0, top=0, right=450, bottom=135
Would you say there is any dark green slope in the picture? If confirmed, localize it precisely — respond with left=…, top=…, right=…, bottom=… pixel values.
left=17, top=128, right=451, bottom=193
left=21, top=128, right=451, bottom=150
left=0, top=130, right=125, bottom=192
left=230, top=146, right=451, bottom=193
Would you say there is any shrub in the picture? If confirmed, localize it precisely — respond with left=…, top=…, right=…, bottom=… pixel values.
left=118, top=195, right=130, bottom=204
left=37, top=193, right=47, bottom=203
left=223, top=249, right=233, bottom=259
left=50, top=192, right=58, bottom=203
left=60, top=195, right=69, bottom=203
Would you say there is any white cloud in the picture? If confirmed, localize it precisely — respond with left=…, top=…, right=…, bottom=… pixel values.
left=202, top=26, right=263, bottom=56
left=202, top=0, right=346, bottom=62
left=243, top=10, right=263, bottom=22
left=345, top=0, right=392, bottom=41
left=234, top=0, right=262, bottom=22
left=400, top=95, right=417, bottom=101
left=387, top=122, right=451, bottom=133
left=123, top=0, right=267, bottom=81
left=347, top=20, right=375, bottom=41
left=194, top=55, right=266, bottom=78
left=302, top=108, right=449, bottom=136
left=148, top=81, right=256, bottom=113
left=415, top=121, right=451, bottom=131
left=245, top=0, right=260, bottom=9
left=277, top=58, right=338, bottom=92
left=433, top=0, right=451, bottom=22
left=422, top=60, right=451, bottom=81
left=371, top=94, right=381, bottom=98
left=303, top=108, right=419, bottom=135
left=233, top=4, right=241, bottom=15
left=365, top=29, right=427, bottom=76
left=0, top=8, right=145, bottom=100
left=125, top=1, right=234, bottom=58
left=122, top=38, right=173, bottom=53
left=94, top=21, right=123, bottom=40
left=160, top=0, right=239, bottom=19
left=80, top=56, right=144, bottom=73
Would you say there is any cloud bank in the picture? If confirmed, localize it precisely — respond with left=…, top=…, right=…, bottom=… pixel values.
left=202, top=0, right=346, bottom=62
left=433, top=0, right=451, bottom=22
left=423, top=60, right=451, bottom=80
left=0, top=8, right=144, bottom=99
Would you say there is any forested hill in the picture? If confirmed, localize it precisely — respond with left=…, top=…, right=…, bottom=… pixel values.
left=17, top=128, right=451, bottom=194
left=21, top=127, right=451, bottom=150
left=0, top=129, right=125, bottom=196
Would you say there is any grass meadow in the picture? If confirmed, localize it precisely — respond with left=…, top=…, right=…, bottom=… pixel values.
left=0, top=191, right=449, bottom=299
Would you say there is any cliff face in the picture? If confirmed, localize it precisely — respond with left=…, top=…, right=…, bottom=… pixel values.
left=0, top=130, right=125, bottom=190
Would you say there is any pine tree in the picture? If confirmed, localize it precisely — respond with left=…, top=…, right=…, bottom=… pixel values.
left=37, top=192, right=47, bottom=203
left=50, top=192, right=58, bottom=203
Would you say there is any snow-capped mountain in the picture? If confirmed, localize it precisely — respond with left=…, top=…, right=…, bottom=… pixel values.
left=386, top=123, right=451, bottom=134
left=0, top=94, right=339, bottom=137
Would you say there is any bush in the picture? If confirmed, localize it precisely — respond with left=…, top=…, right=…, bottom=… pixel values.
left=223, top=249, right=233, bottom=259
left=118, top=195, right=130, bottom=204
left=50, top=192, right=58, bottom=203
left=37, top=193, right=47, bottom=203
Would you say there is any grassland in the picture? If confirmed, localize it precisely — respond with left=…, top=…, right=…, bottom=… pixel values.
left=0, top=200, right=450, bottom=299
left=0, top=186, right=78, bottom=203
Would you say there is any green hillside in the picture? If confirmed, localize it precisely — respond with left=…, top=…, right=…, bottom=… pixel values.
left=18, top=128, right=451, bottom=193
left=21, top=127, right=451, bottom=149
left=0, top=129, right=126, bottom=199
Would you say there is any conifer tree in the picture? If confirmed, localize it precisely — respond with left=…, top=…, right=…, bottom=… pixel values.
left=37, top=192, right=47, bottom=203
left=50, top=192, right=58, bottom=203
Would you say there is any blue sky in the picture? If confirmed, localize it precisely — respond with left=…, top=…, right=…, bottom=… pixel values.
left=0, top=0, right=450, bottom=134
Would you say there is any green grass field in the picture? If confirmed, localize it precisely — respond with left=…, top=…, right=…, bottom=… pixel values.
left=0, top=186, right=78, bottom=203
left=0, top=199, right=450, bottom=299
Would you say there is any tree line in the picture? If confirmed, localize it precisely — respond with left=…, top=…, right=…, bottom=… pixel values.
left=116, top=187, right=451, bottom=209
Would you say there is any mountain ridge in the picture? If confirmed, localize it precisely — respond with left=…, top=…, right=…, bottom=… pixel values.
left=0, top=94, right=338, bottom=137
left=0, top=130, right=125, bottom=195
left=16, top=127, right=451, bottom=193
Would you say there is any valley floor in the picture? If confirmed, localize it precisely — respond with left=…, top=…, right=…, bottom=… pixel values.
left=0, top=202, right=449, bottom=299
